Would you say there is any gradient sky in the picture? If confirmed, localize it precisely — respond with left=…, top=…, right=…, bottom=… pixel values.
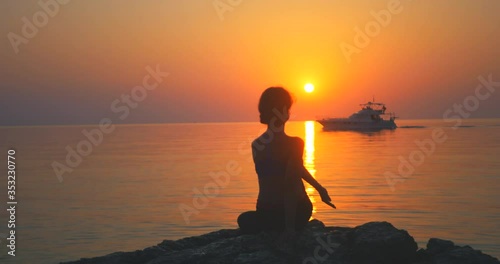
left=1, top=0, right=499, bottom=125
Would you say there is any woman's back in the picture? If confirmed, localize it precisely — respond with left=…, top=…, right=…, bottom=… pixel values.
left=252, top=134, right=308, bottom=210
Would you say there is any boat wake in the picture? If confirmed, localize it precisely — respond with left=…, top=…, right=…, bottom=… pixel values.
left=399, top=124, right=500, bottom=129
left=398, top=126, right=427, bottom=129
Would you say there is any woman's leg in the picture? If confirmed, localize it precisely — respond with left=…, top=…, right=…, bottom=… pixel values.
left=239, top=199, right=312, bottom=235
left=257, top=199, right=312, bottom=233
left=295, top=199, right=313, bottom=231
left=237, top=211, right=262, bottom=234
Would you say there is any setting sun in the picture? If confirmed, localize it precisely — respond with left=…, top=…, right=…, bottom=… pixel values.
left=305, top=83, right=315, bottom=93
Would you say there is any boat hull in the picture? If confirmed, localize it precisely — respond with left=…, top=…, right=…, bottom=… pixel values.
left=317, top=119, right=397, bottom=131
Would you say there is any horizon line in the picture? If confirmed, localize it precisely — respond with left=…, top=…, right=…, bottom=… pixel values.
left=2, top=117, right=500, bottom=128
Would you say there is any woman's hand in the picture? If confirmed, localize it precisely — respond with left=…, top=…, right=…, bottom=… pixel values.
left=318, top=186, right=331, bottom=203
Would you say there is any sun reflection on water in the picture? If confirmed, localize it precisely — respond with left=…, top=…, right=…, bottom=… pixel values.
left=304, top=121, right=317, bottom=216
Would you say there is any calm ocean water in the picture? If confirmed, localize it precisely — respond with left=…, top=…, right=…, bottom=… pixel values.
left=0, top=119, right=499, bottom=263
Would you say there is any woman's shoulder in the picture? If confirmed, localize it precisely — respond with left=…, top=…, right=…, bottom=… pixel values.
left=251, top=134, right=303, bottom=148
left=251, top=134, right=269, bottom=151
left=251, top=138, right=263, bottom=151
left=283, top=136, right=304, bottom=154
left=288, top=136, right=304, bottom=146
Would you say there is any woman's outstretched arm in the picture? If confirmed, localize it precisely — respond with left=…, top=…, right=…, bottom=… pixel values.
left=300, top=166, right=331, bottom=203
left=294, top=138, right=332, bottom=203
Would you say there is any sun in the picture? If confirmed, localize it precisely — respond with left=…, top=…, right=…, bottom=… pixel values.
left=304, top=83, right=314, bottom=93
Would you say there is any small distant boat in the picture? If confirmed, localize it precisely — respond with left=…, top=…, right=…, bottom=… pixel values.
left=317, top=100, right=397, bottom=131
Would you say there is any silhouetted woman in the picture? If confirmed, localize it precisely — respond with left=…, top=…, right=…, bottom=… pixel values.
left=237, top=87, right=332, bottom=241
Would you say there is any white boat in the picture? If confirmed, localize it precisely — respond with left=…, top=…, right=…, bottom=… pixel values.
left=317, top=100, right=397, bottom=131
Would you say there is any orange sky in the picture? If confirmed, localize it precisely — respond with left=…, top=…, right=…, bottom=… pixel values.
left=1, top=0, right=500, bottom=125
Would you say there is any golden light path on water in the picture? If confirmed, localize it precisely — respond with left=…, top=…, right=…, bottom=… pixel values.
left=304, top=121, right=317, bottom=216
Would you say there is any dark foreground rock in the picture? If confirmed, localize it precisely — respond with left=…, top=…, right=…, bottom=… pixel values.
left=62, top=220, right=499, bottom=264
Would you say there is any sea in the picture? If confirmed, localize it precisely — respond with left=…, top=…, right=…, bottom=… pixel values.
left=0, top=119, right=499, bottom=263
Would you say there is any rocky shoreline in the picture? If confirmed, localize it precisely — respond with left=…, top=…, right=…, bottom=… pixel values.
left=62, top=220, right=499, bottom=264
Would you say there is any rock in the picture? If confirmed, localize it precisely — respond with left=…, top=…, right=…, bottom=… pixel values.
left=415, top=248, right=432, bottom=263
left=61, top=220, right=499, bottom=264
left=342, top=221, right=418, bottom=264
left=433, top=246, right=500, bottom=264
left=424, top=238, right=499, bottom=264
left=427, top=238, right=455, bottom=255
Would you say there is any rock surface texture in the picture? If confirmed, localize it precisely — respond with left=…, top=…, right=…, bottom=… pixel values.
left=62, top=220, right=499, bottom=264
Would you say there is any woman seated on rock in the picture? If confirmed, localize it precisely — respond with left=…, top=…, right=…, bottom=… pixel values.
left=237, top=87, right=333, bottom=241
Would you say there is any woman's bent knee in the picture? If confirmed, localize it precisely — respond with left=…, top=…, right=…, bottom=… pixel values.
left=237, top=211, right=260, bottom=234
